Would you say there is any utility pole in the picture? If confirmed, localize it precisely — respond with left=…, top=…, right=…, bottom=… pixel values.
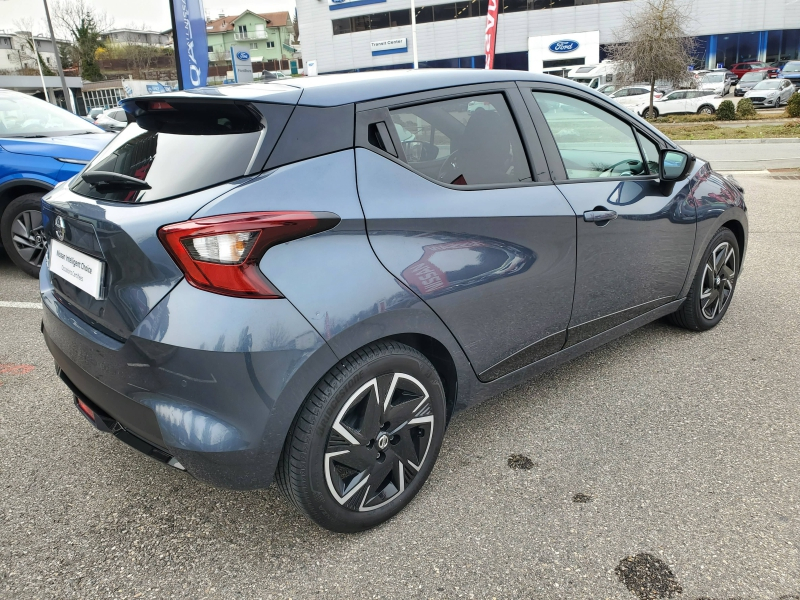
left=31, top=36, right=50, bottom=101
left=42, top=0, right=73, bottom=112
left=410, top=0, right=418, bottom=69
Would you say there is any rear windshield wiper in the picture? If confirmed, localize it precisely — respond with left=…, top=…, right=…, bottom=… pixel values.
left=81, top=171, right=151, bottom=191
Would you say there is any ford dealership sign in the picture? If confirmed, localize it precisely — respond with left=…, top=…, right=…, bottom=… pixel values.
left=236, top=50, right=250, bottom=61
left=549, top=40, right=579, bottom=54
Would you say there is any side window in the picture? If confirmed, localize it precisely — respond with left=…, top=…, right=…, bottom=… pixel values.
left=614, top=89, right=628, bottom=98
left=636, top=131, right=660, bottom=175
left=533, top=91, right=646, bottom=180
left=389, top=93, right=532, bottom=186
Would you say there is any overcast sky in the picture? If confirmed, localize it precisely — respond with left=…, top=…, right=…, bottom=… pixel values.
left=1, top=0, right=296, bottom=35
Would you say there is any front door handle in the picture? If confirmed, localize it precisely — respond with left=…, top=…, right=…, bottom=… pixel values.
left=583, top=209, right=618, bottom=223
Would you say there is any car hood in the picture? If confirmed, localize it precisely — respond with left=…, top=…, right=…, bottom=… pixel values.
left=0, top=132, right=115, bottom=161
left=781, top=72, right=800, bottom=78
left=745, top=88, right=779, bottom=96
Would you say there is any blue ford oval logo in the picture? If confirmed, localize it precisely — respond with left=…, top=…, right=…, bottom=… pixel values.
left=236, top=51, right=250, bottom=61
left=549, top=40, right=579, bottom=54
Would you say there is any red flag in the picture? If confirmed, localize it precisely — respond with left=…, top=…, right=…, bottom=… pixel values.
left=484, top=0, right=499, bottom=69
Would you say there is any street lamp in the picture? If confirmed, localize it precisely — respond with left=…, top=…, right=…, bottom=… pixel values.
left=410, top=0, right=418, bottom=69
left=42, top=0, right=74, bottom=113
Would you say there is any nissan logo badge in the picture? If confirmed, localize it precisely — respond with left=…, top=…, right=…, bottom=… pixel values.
left=55, top=215, right=66, bottom=241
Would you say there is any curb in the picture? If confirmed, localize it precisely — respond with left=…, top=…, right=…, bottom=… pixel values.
left=675, top=138, right=800, bottom=145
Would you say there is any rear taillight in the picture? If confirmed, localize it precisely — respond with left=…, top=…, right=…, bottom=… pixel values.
left=158, top=211, right=339, bottom=298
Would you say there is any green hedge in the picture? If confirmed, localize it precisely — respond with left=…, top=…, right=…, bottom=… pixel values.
left=735, top=98, right=757, bottom=120
left=787, top=93, right=800, bottom=118
left=716, top=100, right=736, bottom=121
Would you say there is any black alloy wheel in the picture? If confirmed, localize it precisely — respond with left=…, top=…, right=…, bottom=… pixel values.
left=277, top=341, right=446, bottom=532
left=0, top=193, right=47, bottom=277
left=668, top=227, right=740, bottom=331
left=699, top=239, right=736, bottom=321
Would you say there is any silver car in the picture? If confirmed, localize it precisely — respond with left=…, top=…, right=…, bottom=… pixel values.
left=744, top=78, right=795, bottom=108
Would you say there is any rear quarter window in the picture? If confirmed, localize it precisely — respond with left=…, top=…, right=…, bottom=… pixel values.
left=70, top=100, right=290, bottom=203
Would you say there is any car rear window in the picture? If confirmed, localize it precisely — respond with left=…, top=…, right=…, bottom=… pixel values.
left=70, top=100, right=290, bottom=203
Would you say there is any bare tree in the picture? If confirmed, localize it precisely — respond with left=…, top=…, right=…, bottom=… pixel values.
left=606, top=0, right=696, bottom=119
left=53, top=0, right=112, bottom=81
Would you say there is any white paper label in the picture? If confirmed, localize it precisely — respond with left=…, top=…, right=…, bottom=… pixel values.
left=50, top=240, right=104, bottom=300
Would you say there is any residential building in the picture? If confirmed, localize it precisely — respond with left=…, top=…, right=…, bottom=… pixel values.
left=0, top=31, right=61, bottom=74
left=205, top=11, right=296, bottom=63
left=99, top=29, right=171, bottom=47
left=294, top=0, right=800, bottom=74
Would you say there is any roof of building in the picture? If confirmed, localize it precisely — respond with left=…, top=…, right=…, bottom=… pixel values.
left=205, top=11, right=291, bottom=33
left=101, top=28, right=168, bottom=36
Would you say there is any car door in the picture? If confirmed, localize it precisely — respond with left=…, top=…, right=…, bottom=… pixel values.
left=782, top=79, right=794, bottom=104
left=659, top=91, right=687, bottom=115
left=355, top=84, right=577, bottom=382
left=519, top=83, right=697, bottom=345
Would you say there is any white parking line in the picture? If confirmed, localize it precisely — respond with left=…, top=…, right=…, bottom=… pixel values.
left=0, top=301, right=42, bottom=309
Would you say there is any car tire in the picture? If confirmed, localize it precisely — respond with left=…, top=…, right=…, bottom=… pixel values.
left=0, top=192, right=47, bottom=278
left=276, top=340, right=447, bottom=532
left=698, top=105, right=715, bottom=115
left=667, top=227, right=740, bottom=331
left=642, top=107, right=658, bottom=119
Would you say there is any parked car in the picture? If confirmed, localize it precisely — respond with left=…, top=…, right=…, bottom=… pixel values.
left=260, top=70, right=288, bottom=80
left=82, top=107, right=104, bottom=124
left=730, top=62, right=779, bottom=80
left=94, top=107, right=128, bottom=132
left=0, top=89, right=113, bottom=276
left=734, top=71, right=769, bottom=96
left=770, top=60, right=790, bottom=71
left=777, top=60, right=800, bottom=88
left=40, top=71, right=747, bottom=533
left=634, top=89, right=722, bottom=118
left=608, top=85, right=663, bottom=108
left=596, top=83, right=618, bottom=95
left=744, top=77, right=796, bottom=108
left=699, top=72, right=732, bottom=96
left=712, top=68, right=739, bottom=86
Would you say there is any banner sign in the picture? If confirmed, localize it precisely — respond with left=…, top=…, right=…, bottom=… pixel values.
left=169, top=0, right=208, bottom=89
left=328, top=0, right=385, bottom=10
left=371, top=38, right=408, bottom=56
left=230, top=47, right=254, bottom=83
left=484, top=0, right=499, bottom=69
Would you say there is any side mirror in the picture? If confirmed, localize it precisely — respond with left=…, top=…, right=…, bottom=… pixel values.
left=659, top=149, right=693, bottom=181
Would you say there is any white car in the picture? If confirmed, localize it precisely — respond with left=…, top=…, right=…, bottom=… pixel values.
left=94, top=107, right=127, bottom=132
left=744, top=78, right=795, bottom=108
left=699, top=73, right=731, bottom=96
left=633, top=90, right=723, bottom=118
left=608, top=86, right=664, bottom=108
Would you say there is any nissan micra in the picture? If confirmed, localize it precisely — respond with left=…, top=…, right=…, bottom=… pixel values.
left=41, top=70, right=747, bottom=532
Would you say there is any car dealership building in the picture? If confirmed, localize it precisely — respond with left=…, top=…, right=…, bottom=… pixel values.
left=295, top=0, right=800, bottom=75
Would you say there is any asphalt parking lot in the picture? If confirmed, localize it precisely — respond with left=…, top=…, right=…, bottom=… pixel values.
left=1, top=174, right=798, bottom=600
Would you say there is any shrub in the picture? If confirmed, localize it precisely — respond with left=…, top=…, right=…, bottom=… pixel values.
left=736, top=98, right=757, bottom=120
left=716, top=100, right=736, bottom=121
left=786, top=92, right=800, bottom=118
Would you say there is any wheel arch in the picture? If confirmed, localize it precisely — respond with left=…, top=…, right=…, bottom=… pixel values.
left=698, top=103, right=716, bottom=113
left=720, top=217, right=746, bottom=265
left=381, top=333, right=459, bottom=423
left=0, top=178, right=53, bottom=222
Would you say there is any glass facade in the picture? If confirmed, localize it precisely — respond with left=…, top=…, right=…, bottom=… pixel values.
left=83, top=88, right=125, bottom=110
left=332, top=0, right=625, bottom=34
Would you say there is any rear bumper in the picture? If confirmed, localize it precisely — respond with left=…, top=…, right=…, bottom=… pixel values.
left=41, top=257, right=337, bottom=490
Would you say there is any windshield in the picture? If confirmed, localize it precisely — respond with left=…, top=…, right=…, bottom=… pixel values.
left=753, top=80, right=783, bottom=90
left=783, top=62, right=800, bottom=73
left=740, top=72, right=766, bottom=82
left=702, top=74, right=724, bottom=83
left=0, top=93, right=99, bottom=138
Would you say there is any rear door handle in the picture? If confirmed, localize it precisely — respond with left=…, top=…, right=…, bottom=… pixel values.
left=583, top=210, right=618, bottom=223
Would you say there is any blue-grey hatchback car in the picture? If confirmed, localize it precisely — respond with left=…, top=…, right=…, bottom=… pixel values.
left=41, top=70, right=747, bottom=532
